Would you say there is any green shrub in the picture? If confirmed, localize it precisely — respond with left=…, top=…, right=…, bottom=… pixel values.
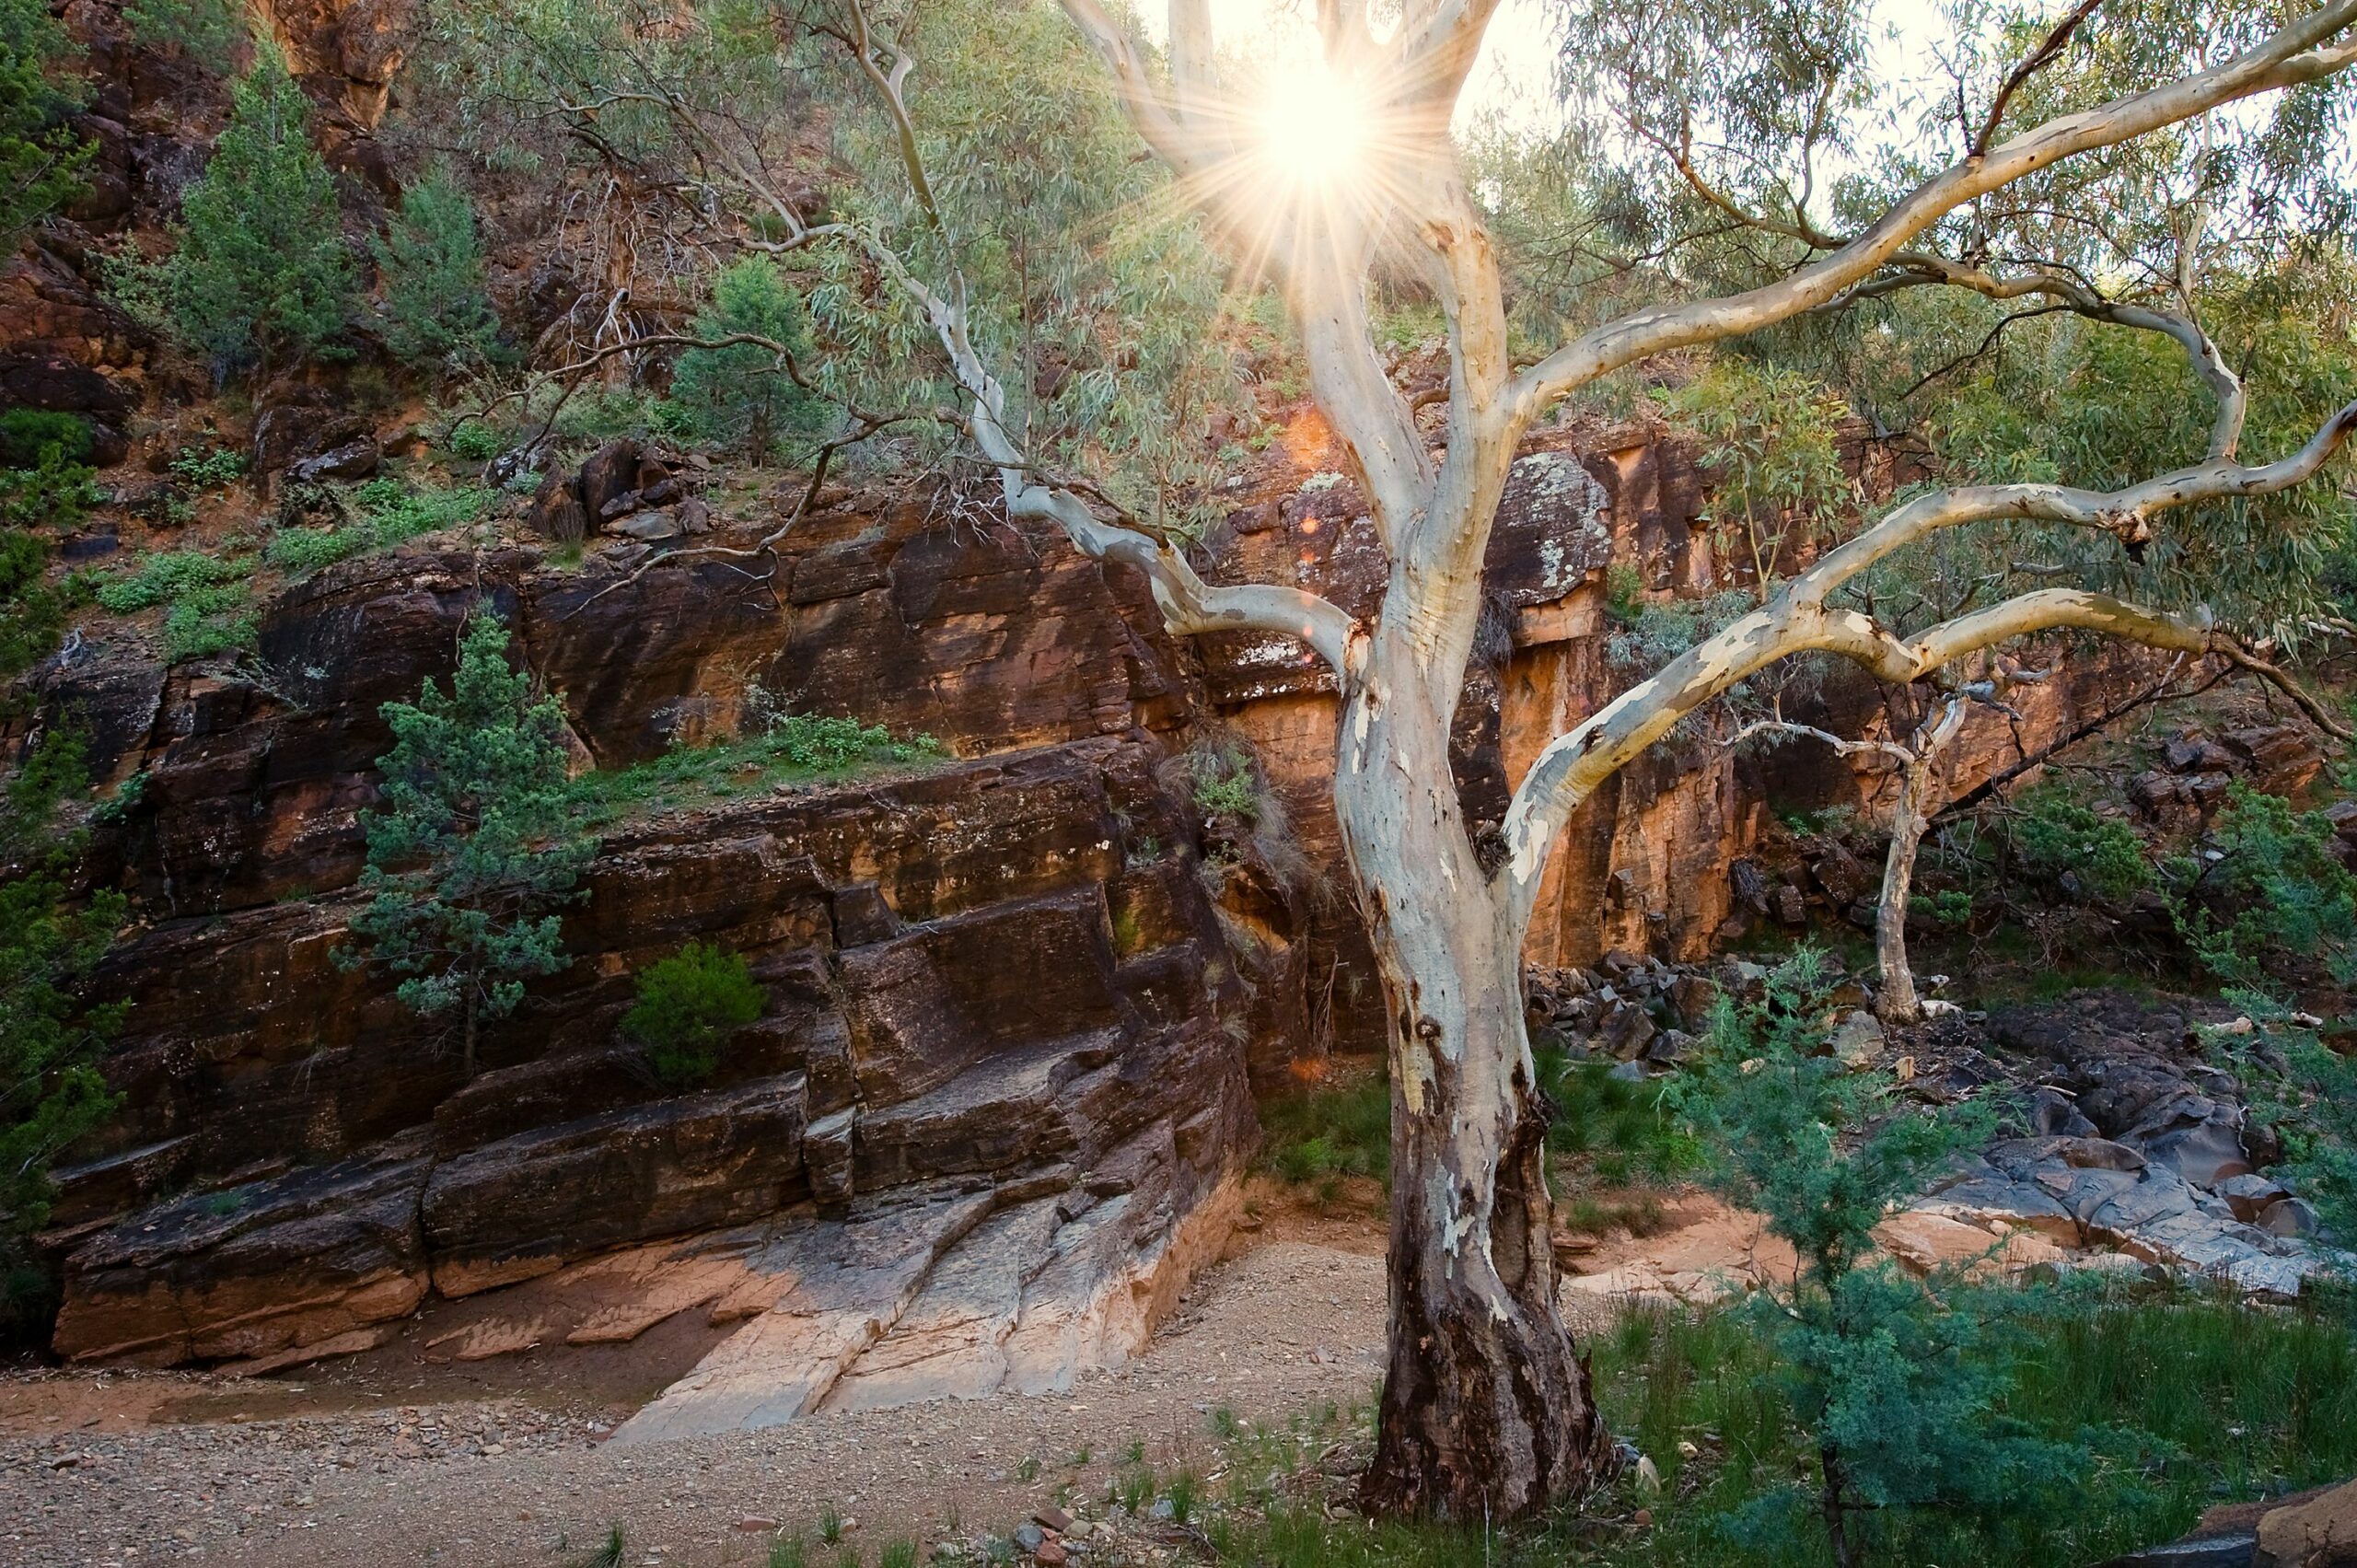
left=1672, top=948, right=2063, bottom=1567
left=0, top=442, right=99, bottom=532
left=266, top=477, right=491, bottom=576
left=0, top=528, right=67, bottom=675
left=0, top=0, right=89, bottom=248
left=668, top=256, right=826, bottom=462
left=372, top=166, right=503, bottom=371
left=0, top=410, right=91, bottom=468
left=1260, top=1068, right=1390, bottom=1187
left=1184, top=744, right=1261, bottom=821
left=122, top=0, right=246, bottom=74
left=169, top=444, right=246, bottom=490
left=0, top=731, right=126, bottom=1342
left=446, top=421, right=505, bottom=461
left=2172, top=784, right=2357, bottom=988
left=621, top=943, right=766, bottom=1089
left=1542, top=1050, right=1693, bottom=1187
left=113, top=54, right=355, bottom=378
left=97, top=549, right=253, bottom=661
left=2008, top=785, right=2153, bottom=903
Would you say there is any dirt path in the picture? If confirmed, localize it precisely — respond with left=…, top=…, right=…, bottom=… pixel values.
left=1, top=1183, right=1732, bottom=1568
left=3, top=1212, right=1398, bottom=1568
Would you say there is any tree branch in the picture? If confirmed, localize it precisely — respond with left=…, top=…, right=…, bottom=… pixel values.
left=1506, top=2, right=2357, bottom=435
left=1496, top=396, right=2357, bottom=930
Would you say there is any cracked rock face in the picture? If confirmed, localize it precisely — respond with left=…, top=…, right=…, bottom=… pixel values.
left=46, top=739, right=1258, bottom=1411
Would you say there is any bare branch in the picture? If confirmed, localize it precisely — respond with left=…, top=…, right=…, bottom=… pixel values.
left=1971, top=0, right=2105, bottom=157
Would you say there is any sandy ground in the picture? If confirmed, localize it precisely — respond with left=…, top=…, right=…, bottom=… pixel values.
left=0, top=1185, right=1699, bottom=1568
left=1, top=1197, right=1402, bottom=1568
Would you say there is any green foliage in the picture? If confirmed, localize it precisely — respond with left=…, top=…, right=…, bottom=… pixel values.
left=1657, top=357, right=1853, bottom=584
left=2172, top=784, right=2357, bottom=988
left=621, top=942, right=765, bottom=1089
left=96, top=548, right=255, bottom=661
left=0, top=527, right=68, bottom=677
left=1606, top=588, right=1755, bottom=674
left=0, top=731, right=126, bottom=1337
left=372, top=166, right=504, bottom=371
left=1540, top=1050, right=1694, bottom=1187
left=169, top=444, right=246, bottom=490
left=567, top=709, right=939, bottom=826
left=344, top=614, right=593, bottom=1072
left=0, top=410, right=91, bottom=468
left=1673, top=948, right=2057, bottom=1564
left=445, top=420, right=505, bottom=461
left=668, top=257, right=825, bottom=462
left=1193, top=1282, right=2357, bottom=1567
left=0, top=0, right=89, bottom=247
left=1259, top=1068, right=1391, bottom=1191
left=2007, top=785, right=2154, bottom=904
left=115, top=55, right=355, bottom=379
left=1183, top=744, right=1262, bottom=822
left=267, top=476, right=492, bottom=576
left=123, top=0, right=247, bottom=74
left=0, top=414, right=100, bottom=533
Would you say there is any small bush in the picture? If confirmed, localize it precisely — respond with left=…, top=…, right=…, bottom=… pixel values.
left=2173, top=784, right=2357, bottom=987
left=1260, top=1067, right=1390, bottom=1187
left=0, top=528, right=68, bottom=674
left=169, top=444, right=247, bottom=490
left=266, top=477, right=490, bottom=576
left=122, top=0, right=246, bottom=73
left=446, top=421, right=505, bottom=461
left=97, top=549, right=253, bottom=660
left=0, top=443, right=99, bottom=532
left=0, top=410, right=91, bottom=468
left=2009, top=784, right=2153, bottom=903
left=622, top=943, right=766, bottom=1088
left=373, top=166, right=504, bottom=371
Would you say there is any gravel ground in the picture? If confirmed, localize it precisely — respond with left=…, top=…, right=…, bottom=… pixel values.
left=2, top=1237, right=1393, bottom=1568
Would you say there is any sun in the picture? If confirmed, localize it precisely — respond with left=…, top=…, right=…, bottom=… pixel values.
left=1250, top=59, right=1377, bottom=201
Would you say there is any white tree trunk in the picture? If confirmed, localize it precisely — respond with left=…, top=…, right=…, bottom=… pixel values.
left=1333, top=627, right=1610, bottom=1518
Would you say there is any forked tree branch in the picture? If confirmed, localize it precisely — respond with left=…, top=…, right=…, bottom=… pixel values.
left=1496, top=398, right=2357, bottom=929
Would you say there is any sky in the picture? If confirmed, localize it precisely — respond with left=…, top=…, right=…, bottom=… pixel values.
left=1167, top=0, right=1996, bottom=140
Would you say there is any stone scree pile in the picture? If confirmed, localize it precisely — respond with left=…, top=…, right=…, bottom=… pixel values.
left=1532, top=968, right=2340, bottom=1299
left=1922, top=992, right=2332, bottom=1299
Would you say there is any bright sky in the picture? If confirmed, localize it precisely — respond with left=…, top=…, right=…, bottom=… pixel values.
left=1175, top=0, right=1997, bottom=141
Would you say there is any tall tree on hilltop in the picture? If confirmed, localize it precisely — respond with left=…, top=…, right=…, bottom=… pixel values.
left=422, top=0, right=2357, bottom=1518
left=344, top=614, right=592, bottom=1080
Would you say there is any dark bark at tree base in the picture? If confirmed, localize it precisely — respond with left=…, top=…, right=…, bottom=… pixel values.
left=1358, top=1089, right=1619, bottom=1521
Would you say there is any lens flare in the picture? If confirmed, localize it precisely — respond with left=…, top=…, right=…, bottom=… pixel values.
left=1252, top=60, right=1376, bottom=199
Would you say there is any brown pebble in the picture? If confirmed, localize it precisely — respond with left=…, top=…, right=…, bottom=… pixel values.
left=1034, top=1505, right=1074, bottom=1532
left=1632, top=1508, right=1654, bottom=1527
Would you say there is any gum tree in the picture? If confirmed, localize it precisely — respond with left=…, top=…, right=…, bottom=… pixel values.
left=433, top=0, right=2357, bottom=1520
left=1035, top=0, right=2357, bottom=1518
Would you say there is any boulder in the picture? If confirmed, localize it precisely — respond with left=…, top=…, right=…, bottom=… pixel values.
left=2258, top=1478, right=2357, bottom=1568
left=284, top=434, right=380, bottom=485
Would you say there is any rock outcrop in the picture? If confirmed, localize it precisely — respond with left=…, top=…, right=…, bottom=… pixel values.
left=48, top=737, right=1258, bottom=1417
